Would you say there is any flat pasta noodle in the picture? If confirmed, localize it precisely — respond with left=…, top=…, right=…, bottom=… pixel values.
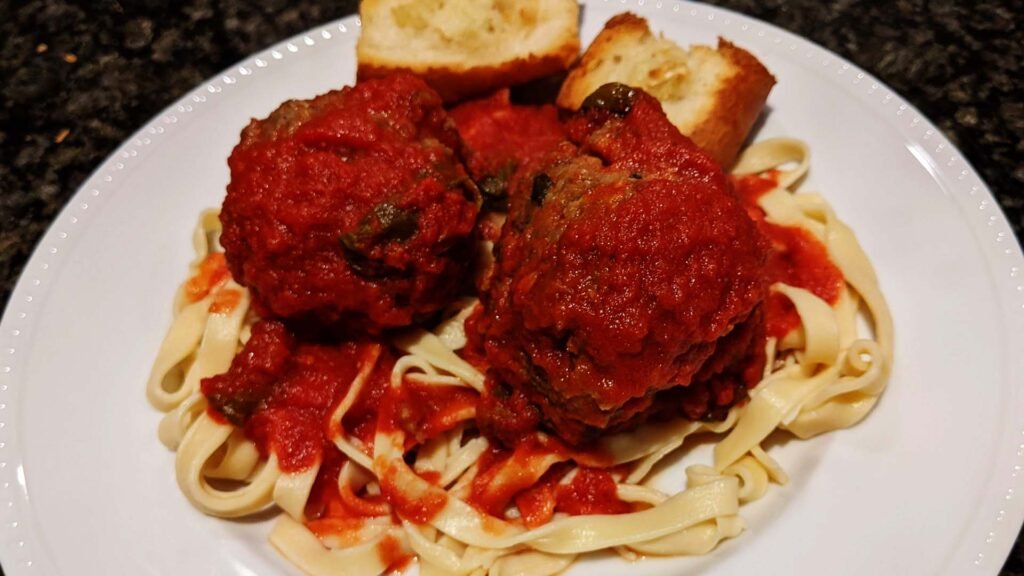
left=270, top=516, right=412, bottom=576
left=176, top=412, right=282, bottom=517
left=149, top=134, right=893, bottom=575
left=488, top=551, right=576, bottom=576
left=328, top=344, right=384, bottom=472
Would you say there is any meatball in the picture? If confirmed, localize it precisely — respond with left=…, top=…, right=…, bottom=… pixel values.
left=478, top=84, right=769, bottom=445
left=220, top=73, right=480, bottom=333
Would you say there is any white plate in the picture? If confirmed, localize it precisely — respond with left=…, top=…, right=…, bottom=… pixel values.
left=1, top=1, right=1022, bottom=574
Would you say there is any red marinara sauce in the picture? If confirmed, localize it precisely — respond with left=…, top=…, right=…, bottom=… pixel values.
left=304, top=450, right=385, bottom=539
left=372, top=374, right=480, bottom=525
left=303, top=451, right=413, bottom=573
left=449, top=88, right=567, bottom=210
left=183, top=252, right=243, bottom=314
left=466, top=437, right=629, bottom=526
left=732, top=173, right=845, bottom=339
left=185, top=252, right=231, bottom=302
left=555, top=467, right=631, bottom=516
left=201, top=320, right=393, bottom=472
left=510, top=464, right=632, bottom=528
left=377, top=463, right=449, bottom=525
left=208, top=288, right=242, bottom=314
left=376, top=534, right=413, bottom=575
left=391, top=380, right=478, bottom=445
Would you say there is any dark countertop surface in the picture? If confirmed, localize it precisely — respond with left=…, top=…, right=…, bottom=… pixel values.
left=1, top=0, right=1022, bottom=574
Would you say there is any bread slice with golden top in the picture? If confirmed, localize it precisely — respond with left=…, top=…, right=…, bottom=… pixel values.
left=557, top=13, right=775, bottom=167
left=357, top=0, right=580, bottom=103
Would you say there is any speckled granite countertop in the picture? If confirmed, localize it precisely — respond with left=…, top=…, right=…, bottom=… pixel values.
left=1, top=0, right=1022, bottom=574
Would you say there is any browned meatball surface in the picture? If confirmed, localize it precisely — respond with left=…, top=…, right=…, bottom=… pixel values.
left=478, top=85, right=770, bottom=446
left=220, top=73, right=480, bottom=333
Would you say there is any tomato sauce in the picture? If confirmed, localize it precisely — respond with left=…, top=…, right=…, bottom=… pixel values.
left=732, top=173, right=845, bottom=339
left=338, top=482, right=390, bottom=518
left=340, top=351, right=394, bottom=449
left=371, top=378, right=459, bottom=525
left=392, top=380, right=478, bottom=444
left=468, top=438, right=566, bottom=517
left=305, top=517, right=371, bottom=547
left=201, top=320, right=392, bottom=472
left=304, top=449, right=351, bottom=520
left=304, top=449, right=388, bottom=544
left=513, top=474, right=560, bottom=527
left=209, top=288, right=242, bottom=314
left=185, top=252, right=231, bottom=302
left=458, top=303, right=492, bottom=373
left=378, top=463, right=448, bottom=525
left=201, top=320, right=294, bottom=427
left=376, top=533, right=413, bottom=574
left=450, top=89, right=567, bottom=210
left=555, top=468, right=631, bottom=516
left=467, top=436, right=629, bottom=523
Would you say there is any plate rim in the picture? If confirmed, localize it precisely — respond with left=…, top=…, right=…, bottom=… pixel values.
left=1, top=1, right=1022, bottom=573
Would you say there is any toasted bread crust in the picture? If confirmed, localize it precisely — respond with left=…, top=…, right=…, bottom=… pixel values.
left=687, top=40, right=776, bottom=166
left=358, top=42, right=578, bottom=103
left=557, top=13, right=775, bottom=167
left=357, top=0, right=580, bottom=103
left=556, top=13, right=649, bottom=110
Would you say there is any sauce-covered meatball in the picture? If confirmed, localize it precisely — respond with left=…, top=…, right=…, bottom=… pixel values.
left=221, top=73, right=479, bottom=332
left=478, top=84, right=769, bottom=445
